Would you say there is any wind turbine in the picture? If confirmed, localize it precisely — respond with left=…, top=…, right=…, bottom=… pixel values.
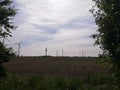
left=45, top=42, right=48, bottom=56
left=62, top=48, right=64, bottom=57
left=15, top=41, right=22, bottom=57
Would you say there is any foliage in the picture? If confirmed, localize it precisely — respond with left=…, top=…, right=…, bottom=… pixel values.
left=0, top=74, right=120, bottom=90
left=0, top=0, right=17, bottom=78
left=0, top=42, right=15, bottom=64
left=0, top=0, right=17, bottom=38
left=90, top=0, right=120, bottom=81
left=0, top=42, right=15, bottom=78
left=0, top=65, right=6, bottom=78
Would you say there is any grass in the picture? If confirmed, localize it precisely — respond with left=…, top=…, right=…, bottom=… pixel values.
left=0, top=73, right=120, bottom=90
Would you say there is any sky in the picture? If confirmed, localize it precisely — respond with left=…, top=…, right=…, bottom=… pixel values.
left=8, top=0, right=102, bottom=57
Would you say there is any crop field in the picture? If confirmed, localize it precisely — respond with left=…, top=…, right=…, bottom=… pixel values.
left=1, top=57, right=119, bottom=90
left=3, top=57, right=110, bottom=77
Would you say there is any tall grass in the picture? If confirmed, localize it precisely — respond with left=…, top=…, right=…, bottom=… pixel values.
left=0, top=74, right=120, bottom=90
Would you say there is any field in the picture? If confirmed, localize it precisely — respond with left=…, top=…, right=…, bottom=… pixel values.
left=1, top=57, right=120, bottom=90
left=3, top=57, right=110, bottom=77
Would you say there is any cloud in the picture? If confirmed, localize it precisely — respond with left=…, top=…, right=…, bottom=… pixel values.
left=8, top=0, right=102, bottom=56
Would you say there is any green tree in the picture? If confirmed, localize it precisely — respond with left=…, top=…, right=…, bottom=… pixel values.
left=90, top=0, right=120, bottom=81
left=0, top=0, right=17, bottom=78
left=0, top=0, right=17, bottom=37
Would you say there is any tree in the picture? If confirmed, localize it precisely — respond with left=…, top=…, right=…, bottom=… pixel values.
left=0, top=0, right=17, bottom=78
left=90, top=0, right=120, bottom=81
left=0, top=42, right=15, bottom=78
left=0, top=0, right=17, bottom=37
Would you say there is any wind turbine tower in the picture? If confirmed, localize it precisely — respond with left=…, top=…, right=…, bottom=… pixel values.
left=62, top=49, right=64, bottom=57
left=45, top=47, right=47, bottom=56
left=16, top=41, right=22, bottom=57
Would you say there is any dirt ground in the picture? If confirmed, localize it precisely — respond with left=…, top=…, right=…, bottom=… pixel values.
left=3, top=57, right=110, bottom=77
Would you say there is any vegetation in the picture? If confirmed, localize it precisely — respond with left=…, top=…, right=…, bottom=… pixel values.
left=0, top=0, right=17, bottom=78
left=0, top=42, right=15, bottom=78
left=1, top=57, right=119, bottom=90
left=1, top=0, right=120, bottom=89
left=90, top=0, right=120, bottom=81
left=0, top=74, right=120, bottom=90
left=0, top=0, right=17, bottom=37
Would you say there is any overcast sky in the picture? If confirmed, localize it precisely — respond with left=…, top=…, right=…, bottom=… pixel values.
left=8, top=0, right=102, bottom=57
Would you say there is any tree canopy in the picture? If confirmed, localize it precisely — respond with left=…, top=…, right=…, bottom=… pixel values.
left=0, top=0, right=17, bottom=78
left=0, top=0, right=17, bottom=38
left=90, top=0, right=120, bottom=81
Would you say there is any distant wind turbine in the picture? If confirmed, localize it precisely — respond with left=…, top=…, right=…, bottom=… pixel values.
left=15, top=41, right=22, bottom=57
left=45, top=42, right=48, bottom=56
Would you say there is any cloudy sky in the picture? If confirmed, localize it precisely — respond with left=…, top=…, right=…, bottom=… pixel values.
left=8, top=0, right=102, bottom=56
